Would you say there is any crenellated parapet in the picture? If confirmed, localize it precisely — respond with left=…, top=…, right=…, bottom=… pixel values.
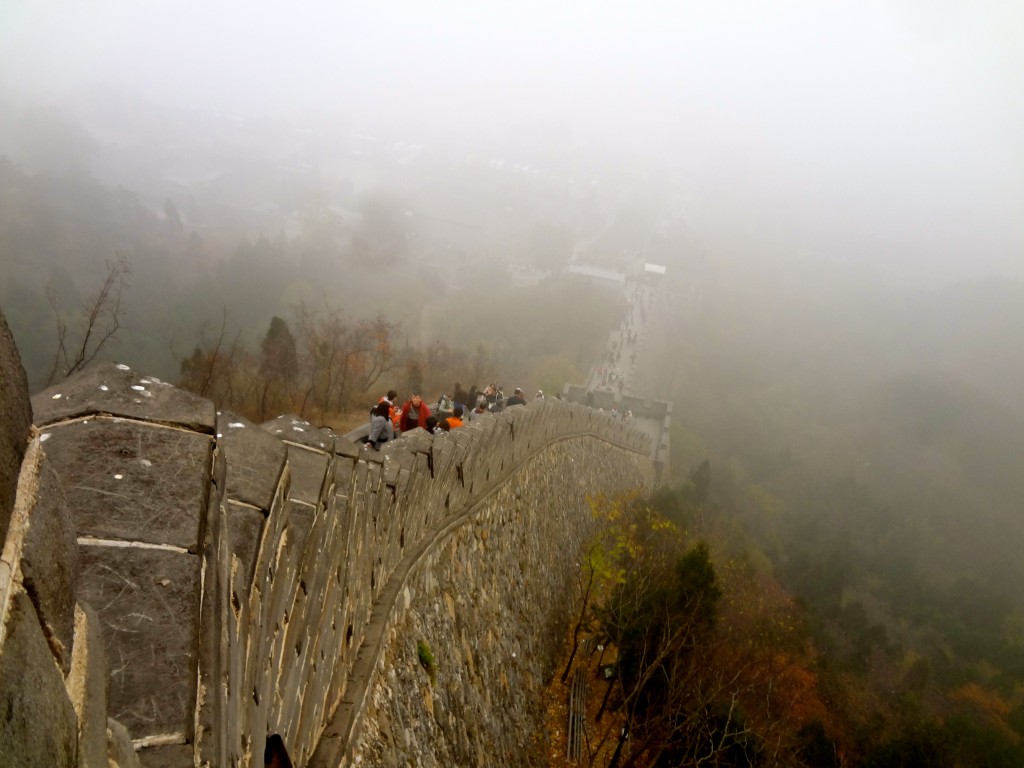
left=0, top=315, right=141, bottom=767
left=29, top=361, right=216, bottom=766
left=0, top=309, right=655, bottom=767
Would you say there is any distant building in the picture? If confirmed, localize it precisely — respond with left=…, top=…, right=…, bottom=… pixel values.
left=566, top=264, right=626, bottom=288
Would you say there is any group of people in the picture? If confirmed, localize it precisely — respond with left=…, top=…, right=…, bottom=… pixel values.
left=365, top=390, right=432, bottom=450
left=364, top=382, right=548, bottom=450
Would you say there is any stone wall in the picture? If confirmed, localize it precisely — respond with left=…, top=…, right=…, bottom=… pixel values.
left=261, top=403, right=652, bottom=768
left=0, top=314, right=140, bottom=767
left=563, top=382, right=672, bottom=478
left=331, top=438, right=650, bottom=767
left=0, top=307, right=654, bottom=767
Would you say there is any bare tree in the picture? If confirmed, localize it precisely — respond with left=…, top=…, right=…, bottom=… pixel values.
left=351, top=314, right=398, bottom=394
left=178, top=309, right=244, bottom=403
left=561, top=541, right=602, bottom=684
left=174, top=302, right=400, bottom=423
left=46, top=253, right=131, bottom=385
left=294, top=304, right=399, bottom=420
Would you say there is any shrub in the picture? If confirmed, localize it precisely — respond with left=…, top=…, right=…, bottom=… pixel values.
left=417, top=640, right=436, bottom=682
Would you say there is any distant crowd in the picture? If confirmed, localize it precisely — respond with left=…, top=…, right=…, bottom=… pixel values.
left=588, top=278, right=655, bottom=396
left=365, top=382, right=551, bottom=450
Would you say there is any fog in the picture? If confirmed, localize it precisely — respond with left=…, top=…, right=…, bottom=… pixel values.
left=4, top=0, right=1022, bottom=279
left=6, top=4, right=1024, bottom=754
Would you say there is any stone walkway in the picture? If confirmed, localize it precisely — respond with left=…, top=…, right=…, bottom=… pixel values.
left=575, top=272, right=670, bottom=471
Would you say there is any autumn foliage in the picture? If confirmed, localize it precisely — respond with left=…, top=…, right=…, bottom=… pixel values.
left=550, top=490, right=836, bottom=768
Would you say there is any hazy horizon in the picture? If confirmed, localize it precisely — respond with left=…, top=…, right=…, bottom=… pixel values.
left=3, top=1, right=1023, bottom=280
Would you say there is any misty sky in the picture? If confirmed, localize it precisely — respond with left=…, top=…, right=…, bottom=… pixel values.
left=3, top=0, right=1022, bottom=278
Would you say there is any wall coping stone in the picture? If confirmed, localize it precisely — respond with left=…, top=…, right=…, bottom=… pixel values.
left=31, top=361, right=215, bottom=433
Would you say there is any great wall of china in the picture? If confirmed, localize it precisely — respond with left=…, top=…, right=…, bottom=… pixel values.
left=0, top=307, right=663, bottom=767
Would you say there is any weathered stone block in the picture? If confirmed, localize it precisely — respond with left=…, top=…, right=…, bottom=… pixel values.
left=285, top=445, right=330, bottom=506
left=430, top=439, right=455, bottom=482
left=106, top=719, right=141, bottom=768
left=334, top=439, right=361, bottom=460
left=15, top=446, right=79, bottom=673
left=0, top=310, right=31, bottom=550
left=261, top=414, right=337, bottom=452
left=66, top=602, right=107, bottom=768
left=0, top=585, right=78, bottom=768
left=194, top=491, right=228, bottom=768
left=225, top=500, right=265, bottom=594
left=333, top=453, right=356, bottom=493
left=364, top=462, right=383, bottom=497
left=398, top=431, right=433, bottom=456
left=38, top=418, right=212, bottom=550
left=77, top=545, right=200, bottom=740
left=223, top=554, right=248, bottom=764
left=136, top=742, right=192, bottom=767
left=395, top=466, right=412, bottom=502
left=31, top=361, right=215, bottom=434
left=217, top=412, right=287, bottom=511
left=383, top=452, right=401, bottom=487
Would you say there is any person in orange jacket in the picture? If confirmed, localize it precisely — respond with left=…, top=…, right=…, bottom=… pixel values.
left=379, top=390, right=400, bottom=431
left=444, top=404, right=465, bottom=429
left=399, top=392, right=431, bottom=432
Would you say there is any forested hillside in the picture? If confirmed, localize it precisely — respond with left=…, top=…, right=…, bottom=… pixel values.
left=649, top=257, right=1024, bottom=764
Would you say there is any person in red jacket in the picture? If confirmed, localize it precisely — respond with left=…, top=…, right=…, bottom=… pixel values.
left=399, top=392, right=431, bottom=432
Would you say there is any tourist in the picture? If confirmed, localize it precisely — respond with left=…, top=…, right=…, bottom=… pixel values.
left=365, top=401, right=394, bottom=450
left=505, top=387, right=527, bottom=407
left=399, top=392, right=431, bottom=432
left=445, top=404, right=465, bottom=429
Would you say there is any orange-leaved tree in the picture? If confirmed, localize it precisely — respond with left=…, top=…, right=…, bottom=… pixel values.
left=572, top=490, right=835, bottom=768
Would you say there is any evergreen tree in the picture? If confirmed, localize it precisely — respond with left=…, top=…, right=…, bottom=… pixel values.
left=258, top=316, right=297, bottom=419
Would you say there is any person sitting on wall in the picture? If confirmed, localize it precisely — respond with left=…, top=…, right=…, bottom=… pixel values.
left=482, top=384, right=499, bottom=411
left=488, top=386, right=506, bottom=412
left=468, top=399, right=489, bottom=422
left=399, top=391, right=431, bottom=432
left=505, top=387, right=527, bottom=407
left=436, top=389, right=454, bottom=419
left=445, top=404, right=465, bottom=429
left=365, top=401, right=394, bottom=450
left=452, top=381, right=470, bottom=410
